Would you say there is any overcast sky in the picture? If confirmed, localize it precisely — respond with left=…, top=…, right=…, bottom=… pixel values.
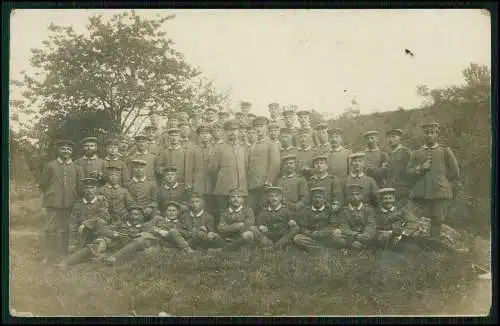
left=10, top=9, right=491, bottom=120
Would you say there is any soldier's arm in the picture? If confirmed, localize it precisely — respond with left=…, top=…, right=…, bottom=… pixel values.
left=406, top=150, right=425, bottom=178
left=69, top=203, right=81, bottom=226
left=444, top=147, right=461, bottom=182
left=124, top=188, right=136, bottom=210
left=295, top=177, right=310, bottom=210
left=39, top=162, right=51, bottom=191
left=244, top=207, right=256, bottom=227
left=205, top=213, right=216, bottom=233
left=338, top=212, right=356, bottom=238
left=274, top=211, right=300, bottom=246
left=371, top=178, right=380, bottom=206
left=331, top=177, right=344, bottom=208
left=143, top=216, right=161, bottom=233
left=149, top=183, right=159, bottom=209
left=267, top=142, right=281, bottom=184
left=154, top=152, right=164, bottom=178
left=184, top=147, right=194, bottom=188
left=121, top=161, right=131, bottom=185
left=356, top=208, right=377, bottom=241
left=97, top=197, right=111, bottom=222
left=208, top=147, right=221, bottom=174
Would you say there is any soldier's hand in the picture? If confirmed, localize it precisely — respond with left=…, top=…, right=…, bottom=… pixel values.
left=259, top=225, right=269, bottom=233
left=352, top=241, right=362, bottom=249
left=160, top=230, right=169, bottom=237
left=143, top=207, right=153, bottom=216
left=421, top=160, right=431, bottom=171
left=153, top=227, right=161, bottom=234
left=200, top=226, right=208, bottom=233
left=112, top=232, right=120, bottom=238
left=185, top=184, right=193, bottom=190
left=331, top=203, right=340, bottom=212
left=311, top=231, right=320, bottom=237
left=288, top=220, right=297, bottom=228
left=78, top=225, right=85, bottom=234
left=235, top=222, right=245, bottom=229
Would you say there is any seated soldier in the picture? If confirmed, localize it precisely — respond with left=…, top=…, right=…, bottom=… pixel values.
left=293, top=187, right=340, bottom=253
left=308, top=154, right=344, bottom=213
left=98, top=166, right=135, bottom=223
left=341, top=152, right=379, bottom=207
left=276, top=154, right=309, bottom=216
left=104, top=203, right=194, bottom=265
left=179, top=192, right=224, bottom=251
left=126, top=159, right=158, bottom=221
left=217, top=188, right=258, bottom=252
left=335, top=184, right=377, bottom=250
left=157, top=166, right=188, bottom=214
left=253, top=186, right=300, bottom=249
left=375, top=188, right=414, bottom=251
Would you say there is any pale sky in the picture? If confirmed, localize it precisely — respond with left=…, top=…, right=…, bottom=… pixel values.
left=10, top=9, right=491, bottom=122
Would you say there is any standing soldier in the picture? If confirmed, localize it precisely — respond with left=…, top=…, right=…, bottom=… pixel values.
left=157, top=167, right=188, bottom=214
left=235, top=112, right=247, bottom=128
left=382, top=129, right=413, bottom=208
left=308, top=155, right=344, bottom=213
left=143, top=125, right=161, bottom=156
left=276, top=155, right=310, bottom=216
left=204, top=107, right=219, bottom=128
left=246, top=123, right=258, bottom=148
left=167, top=113, right=179, bottom=129
left=126, top=134, right=157, bottom=182
left=155, top=128, right=188, bottom=186
left=327, top=128, right=352, bottom=179
left=296, top=128, right=315, bottom=179
left=279, top=128, right=298, bottom=161
left=407, top=122, right=462, bottom=238
left=211, top=122, right=226, bottom=146
left=189, top=112, right=204, bottom=139
left=238, top=121, right=250, bottom=146
left=247, top=116, right=281, bottom=215
left=126, top=159, right=158, bottom=221
left=268, top=102, right=284, bottom=129
left=39, top=140, right=83, bottom=262
left=313, top=122, right=332, bottom=155
left=218, top=111, right=231, bottom=126
left=362, top=130, right=389, bottom=187
left=98, top=166, right=135, bottom=224
left=341, top=153, right=379, bottom=207
left=282, top=106, right=298, bottom=133
left=179, top=121, right=196, bottom=149
left=103, top=138, right=130, bottom=187
left=296, top=110, right=319, bottom=147
left=240, top=101, right=252, bottom=121
left=209, top=120, right=249, bottom=216
left=185, top=125, right=217, bottom=215
left=118, top=136, right=131, bottom=159
left=247, top=113, right=257, bottom=124
left=76, top=137, right=106, bottom=185
left=268, top=123, right=281, bottom=145
left=177, top=111, right=190, bottom=126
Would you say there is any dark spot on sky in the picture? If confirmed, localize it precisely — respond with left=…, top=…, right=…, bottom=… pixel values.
left=344, top=89, right=347, bottom=93
left=404, top=49, right=415, bottom=57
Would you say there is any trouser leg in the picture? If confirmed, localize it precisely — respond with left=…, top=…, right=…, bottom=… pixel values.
left=430, top=199, right=448, bottom=237
left=215, top=195, right=228, bottom=217
left=44, top=208, right=70, bottom=261
left=249, top=226, right=273, bottom=247
left=293, top=234, right=323, bottom=253
left=56, top=209, right=71, bottom=257
left=43, top=209, right=58, bottom=261
left=247, top=188, right=263, bottom=216
left=66, top=247, right=93, bottom=266
left=167, top=228, right=192, bottom=251
left=222, top=231, right=254, bottom=251
left=112, top=237, right=152, bottom=262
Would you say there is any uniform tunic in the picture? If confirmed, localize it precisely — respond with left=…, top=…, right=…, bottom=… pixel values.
left=280, top=145, right=298, bottom=162
left=363, top=147, right=389, bottom=186
left=338, top=203, right=376, bottom=245
left=40, top=158, right=83, bottom=209
left=276, top=174, right=309, bottom=211
left=247, top=138, right=281, bottom=189
left=296, top=146, right=315, bottom=176
left=341, top=173, right=380, bottom=207
left=257, top=205, right=296, bottom=242
left=70, top=195, right=110, bottom=226
left=218, top=206, right=256, bottom=240
left=327, top=146, right=352, bottom=179
left=75, top=155, right=106, bottom=181
left=178, top=210, right=217, bottom=238
left=155, top=145, right=188, bottom=184
left=384, top=145, right=412, bottom=199
left=209, top=142, right=249, bottom=196
left=376, top=206, right=408, bottom=235
left=157, top=182, right=187, bottom=214
left=126, top=151, right=157, bottom=181
left=298, top=205, right=339, bottom=234
left=308, top=173, right=344, bottom=207
left=313, top=142, right=332, bottom=155
left=125, top=177, right=158, bottom=210
left=98, top=184, right=135, bottom=223
left=103, top=156, right=130, bottom=186
left=185, top=143, right=216, bottom=194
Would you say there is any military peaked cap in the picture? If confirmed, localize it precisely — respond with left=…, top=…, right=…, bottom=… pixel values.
left=378, top=188, right=396, bottom=195
left=350, top=152, right=366, bottom=160
left=81, top=137, right=98, bottom=145
left=281, top=154, right=297, bottom=162
left=55, top=139, right=75, bottom=148
left=252, top=116, right=269, bottom=127
left=130, top=159, right=147, bottom=166
left=386, top=129, right=404, bottom=136
left=229, top=188, right=246, bottom=197
left=81, top=178, right=98, bottom=187
left=363, top=130, right=380, bottom=138
left=264, top=186, right=282, bottom=194
left=347, top=184, right=365, bottom=193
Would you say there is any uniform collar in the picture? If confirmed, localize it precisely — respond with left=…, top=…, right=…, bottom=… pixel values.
left=311, top=204, right=325, bottom=212
left=381, top=206, right=395, bottom=213
left=164, top=182, right=179, bottom=190
left=136, top=150, right=149, bottom=155
left=318, top=142, right=330, bottom=147
left=200, top=142, right=211, bottom=148
left=348, top=203, right=364, bottom=211
left=126, top=221, right=142, bottom=228
left=280, top=145, right=296, bottom=151
left=228, top=205, right=243, bottom=213
left=169, top=145, right=181, bottom=150
left=213, top=139, right=225, bottom=145
left=190, top=210, right=205, bottom=218
left=423, top=143, right=439, bottom=149
left=284, top=173, right=296, bottom=178
left=106, top=183, right=120, bottom=189
left=390, top=144, right=402, bottom=153
left=83, top=197, right=97, bottom=204
left=83, top=154, right=98, bottom=160
left=298, top=145, right=312, bottom=151
left=331, top=145, right=344, bottom=152
left=267, top=204, right=283, bottom=212
left=365, top=147, right=380, bottom=152
left=132, top=176, right=147, bottom=183
left=165, top=216, right=178, bottom=223
left=312, top=172, right=329, bottom=180
left=105, top=155, right=119, bottom=161
left=57, top=157, right=73, bottom=165
left=256, top=137, right=268, bottom=144
left=350, top=172, right=365, bottom=178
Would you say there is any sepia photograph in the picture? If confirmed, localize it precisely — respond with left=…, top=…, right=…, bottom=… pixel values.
left=8, top=8, right=492, bottom=317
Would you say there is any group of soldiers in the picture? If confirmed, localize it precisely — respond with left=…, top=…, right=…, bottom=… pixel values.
left=38, top=101, right=468, bottom=270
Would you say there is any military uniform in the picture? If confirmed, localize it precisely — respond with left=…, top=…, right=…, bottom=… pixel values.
left=336, top=199, right=377, bottom=249
left=296, top=142, right=315, bottom=179
left=155, top=128, right=188, bottom=184
left=157, top=179, right=188, bottom=214
left=279, top=128, right=298, bottom=161
left=374, top=188, right=409, bottom=248
left=276, top=156, right=309, bottom=214
left=341, top=172, right=379, bottom=207
left=178, top=208, right=223, bottom=250
left=39, top=140, right=84, bottom=261
left=75, top=137, right=106, bottom=185
left=308, top=172, right=344, bottom=210
left=98, top=174, right=135, bottom=224
left=326, top=128, right=352, bottom=178
left=103, top=156, right=130, bottom=187
left=127, top=135, right=157, bottom=182
left=312, top=122, right=332, bottom=155
left=125, top=161, right=158, bottom=213
left=362, top=131, right=389, bottom=187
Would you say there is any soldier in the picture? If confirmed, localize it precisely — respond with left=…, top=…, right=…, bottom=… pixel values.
left=39, top=140, right=83, bottom=262
left=279, top=128, right=298, bottom=161
left=362, top=130, right=389, bottom=187
left=209, top=120, right=249, bottom=215
left=282, top=106, right=297, bottom=131
left=167, top=113, right=180, bottom=129
left=296, top=110, right=319, bottom=147
left=204, top=107, right=219, bottom=127
left=217, top=188, right=259, bottom=252
left=211, top=122, right=226, bottom=146
left=327, top=127, right=352, bottom=179
left=218, top=111, right=231, bottom=126
left=179, top=121, right=196, bottom=149
left=253, top=186, right=300, bottom=249
left=157, top=167, right=188, bottom=214
left=313, top=122, right=332, bottom=154
left=246, top=123, right=257, bottom=148
left=180, top=193, right=223, bottom=250
left=127, top=134, right=157, bottom=182
left=382, top=129, right=413, bottom=208
left=247, top=116, right=281, bottom=215
left=235, top=111, right=247, bottom=127
left=75, top=137, right=105, bottom=185
left=118, top=136, right=131, bottom=159
left=125, top=159, right=158, bottom=221
left=276, top=155, right=310, bottom=216
left=293, top=187, right=340, bottom=253
left=189, top=112, right=204, bottom=138
left=308, top=155, right=344, bottom=213
left=341, top=153, right=379, bottom=207
left=144, top=125, right=160, bottom=156
left=407, top=122, right=462, bottom=238
left=240, top=101, right=252, bottom=117
left=238, top=121, right=250, bottom=146
left=268, top=102, right=284, bottom=128
left=335, top=184, right=377, bottom=249
left=98, top=166, right=135, bottom=223
left=177, top=111, right=190, bottom=126
left=374, top=188, right=412, bottom=250
left=268, top=122, right=281, bottom=144
left=103, top=138, right=130, bottom=187
left=155, top=128, right=188, bottom=185
left=247, top=113, right=257, bottom=124
left=296, top=128, right=315, bottom=179
left=185, top=125, right=217, bottom=215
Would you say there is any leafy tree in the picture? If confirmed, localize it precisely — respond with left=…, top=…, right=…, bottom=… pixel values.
left=11, top=10, right=228, bottom=142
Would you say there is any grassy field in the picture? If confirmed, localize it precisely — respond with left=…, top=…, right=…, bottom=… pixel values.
left=8, top=185, right=492, bottom=317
